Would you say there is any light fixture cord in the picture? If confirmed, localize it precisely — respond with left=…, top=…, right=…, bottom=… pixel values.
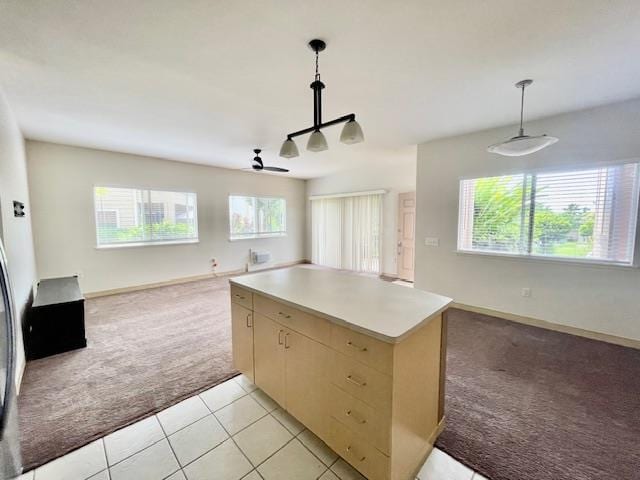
left=519, top=84, right=525, bottom=136
left=315, top=50, right=320, bottom=81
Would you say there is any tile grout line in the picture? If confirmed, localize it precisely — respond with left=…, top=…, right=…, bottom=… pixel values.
left=154, top=413, right=186, bottom=480
left=199, top=385, right=265, bottom=475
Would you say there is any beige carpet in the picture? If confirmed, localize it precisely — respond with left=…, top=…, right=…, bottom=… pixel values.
left=18, top=276, right=237, bottom=471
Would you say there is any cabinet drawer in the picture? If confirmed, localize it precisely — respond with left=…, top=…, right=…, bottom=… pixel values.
left=327, top=417, right=389, bottom=480
left=254, top=294, right=331, bottom=345
left=330, top=324, right=394, bottom=375
left=230, top=285, right=253, bottom=310
left=330, top=352, right=392, bottom=412
left=329, top=385, right=390, bottom=454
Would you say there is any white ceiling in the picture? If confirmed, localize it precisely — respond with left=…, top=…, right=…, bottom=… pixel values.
left=1, top=0, right=640, bottom=179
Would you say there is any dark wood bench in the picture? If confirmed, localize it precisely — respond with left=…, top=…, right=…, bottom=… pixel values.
left=27, top=276, right=86, bottom=360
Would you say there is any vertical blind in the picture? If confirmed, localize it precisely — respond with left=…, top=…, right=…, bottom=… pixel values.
left=458, top=162, right=640, bottom=264
left=94, top=187, right=198, bottom=246
left=311, top=193, right=383, bottom=273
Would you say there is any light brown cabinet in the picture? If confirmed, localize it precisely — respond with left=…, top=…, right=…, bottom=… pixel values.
left=253, top=312, right=286, bottom=405
left=230, top=293, right=254, bottom=382
left=230, top=284, right=447, bottom=480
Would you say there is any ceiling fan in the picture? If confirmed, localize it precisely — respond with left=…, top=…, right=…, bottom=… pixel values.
left=250, top=149, right=289, bottom=173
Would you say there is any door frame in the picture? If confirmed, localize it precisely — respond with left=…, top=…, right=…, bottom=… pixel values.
left=396, top=191, right=416, bottom=282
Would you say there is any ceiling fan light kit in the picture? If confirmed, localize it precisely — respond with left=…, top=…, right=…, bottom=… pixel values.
left=279, top=39, right=364, bottom=158
left=488, top=79, right=558, bottom=157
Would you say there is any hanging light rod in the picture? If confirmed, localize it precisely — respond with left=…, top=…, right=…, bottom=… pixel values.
left=280, top=39, right=364, bottom=158
left=487, top=79, right=558, bottom=157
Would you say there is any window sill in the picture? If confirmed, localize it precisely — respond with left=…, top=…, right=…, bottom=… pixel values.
left=96, top=239, right=199, bottom=249
left=455, top=249, right=637, bottom=269
left=229, top=234, right=287, bottom=242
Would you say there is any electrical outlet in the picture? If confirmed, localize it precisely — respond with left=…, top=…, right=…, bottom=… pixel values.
left=521, top=288, right=531, bottom=298
left=424, top=237, right=440, bottom=247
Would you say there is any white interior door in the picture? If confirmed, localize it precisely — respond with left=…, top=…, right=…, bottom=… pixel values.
left=397, top=192, right=416, bottom=281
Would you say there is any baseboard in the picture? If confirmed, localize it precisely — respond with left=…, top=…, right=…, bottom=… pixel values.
left=85, top=259, right=308, bottom=298
left=453, top=302, right=640, bottom=350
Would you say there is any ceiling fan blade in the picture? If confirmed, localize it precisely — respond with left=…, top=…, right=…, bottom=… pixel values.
left=252, top=164, right=263, bottom=170
left=262, top=166, right=290, bottom=172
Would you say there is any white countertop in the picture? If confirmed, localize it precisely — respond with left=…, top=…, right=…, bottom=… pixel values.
left=229, top=266, right=452, bottom=343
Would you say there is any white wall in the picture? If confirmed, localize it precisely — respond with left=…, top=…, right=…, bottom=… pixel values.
left=416, top=98, right=640, bottom=341
left=306, top=147, right=416, bottom=276
left=27, top=141, right=307, bottom=293
left=0, top=90, right=37, bottom=386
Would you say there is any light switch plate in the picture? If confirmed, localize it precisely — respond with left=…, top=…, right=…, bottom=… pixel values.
left=424, top=237, right=440, bottom=247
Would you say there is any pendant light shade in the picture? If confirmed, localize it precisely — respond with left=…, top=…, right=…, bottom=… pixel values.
left=306, top=130, right=328, bottom=152
left=339, top=119, right=364, bottom=145
left=279, top=138, right=299, bottom=158
left=488, top=79, right=558, bottom=157
left=488, top=134, right=558, bottom=156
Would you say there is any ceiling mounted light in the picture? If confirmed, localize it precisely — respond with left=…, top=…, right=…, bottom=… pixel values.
left=488, top=79, right=558, bottom=156
left=279, top=39, right=364, bottom=158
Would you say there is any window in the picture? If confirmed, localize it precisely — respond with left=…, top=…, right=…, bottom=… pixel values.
left=96, top=210, right=119, bottom=229
left=94, top=187, right=198, bottom=246
left=229, top=195, right=286, bottom=239
left=458, top=162, right=640, bottom=265
left=311, top=192, right=383, bottom=273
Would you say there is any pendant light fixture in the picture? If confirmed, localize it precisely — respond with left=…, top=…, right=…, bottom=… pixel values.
left=488, top=79, right=558, bottom=156
left=279, top=39, right=364, bottom=158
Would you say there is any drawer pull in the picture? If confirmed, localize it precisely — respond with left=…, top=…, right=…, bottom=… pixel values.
left=346, top=341, right=368, bottom=352
left=345, top=375, right=367, bottom=387
left=346, top=410, right=367, bottom=425
left=278, top=329, right=284, bottom=345
left=278, top=311, right=292, bottom=319
left=234, top=294, right=246, bottom=300
left=246, top=313, right=253, bottom=328
left=346, top=445, right=366, bottom=462
left=284, top=332, right=291, bottom=349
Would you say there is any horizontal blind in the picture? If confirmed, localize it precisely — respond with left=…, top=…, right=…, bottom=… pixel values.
left=94, top=187, right=198, bottom=246
left=458, top=162, right=640, bottom=264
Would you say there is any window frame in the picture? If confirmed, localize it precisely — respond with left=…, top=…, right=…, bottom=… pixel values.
left=228, top=194, right=287, bottom=241
left=456, top=161, right=640, bottom=268
left=93, top=185, right=199, bottom=248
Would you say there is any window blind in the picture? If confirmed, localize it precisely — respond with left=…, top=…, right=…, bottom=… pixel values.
left=94, top=187, right=198, bottom=246
left=311, top=193, right=383, bottom=273
left=458, top=162, right=640, bottom=265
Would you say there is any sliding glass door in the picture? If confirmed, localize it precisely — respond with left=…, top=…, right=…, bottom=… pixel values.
left=311, top=192, right=383, bottom=274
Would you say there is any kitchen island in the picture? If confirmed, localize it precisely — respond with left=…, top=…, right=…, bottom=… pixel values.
left=229, top=266, right=452, bottom=480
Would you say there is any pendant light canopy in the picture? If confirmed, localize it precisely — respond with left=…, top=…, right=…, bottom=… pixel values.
left=279, top=39, right=364, bottom=158
left=488, top=79, right=558, bottom=156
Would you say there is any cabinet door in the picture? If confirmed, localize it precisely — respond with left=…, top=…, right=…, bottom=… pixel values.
left=253, top=313, right=285, bottom=406
left=231, top=303, right=254, bottom=381
left=284, top=329, right=330, bottom=439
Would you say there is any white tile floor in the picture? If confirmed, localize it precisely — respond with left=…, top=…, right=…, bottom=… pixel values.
left=15, top=375, right=487, bottom=480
